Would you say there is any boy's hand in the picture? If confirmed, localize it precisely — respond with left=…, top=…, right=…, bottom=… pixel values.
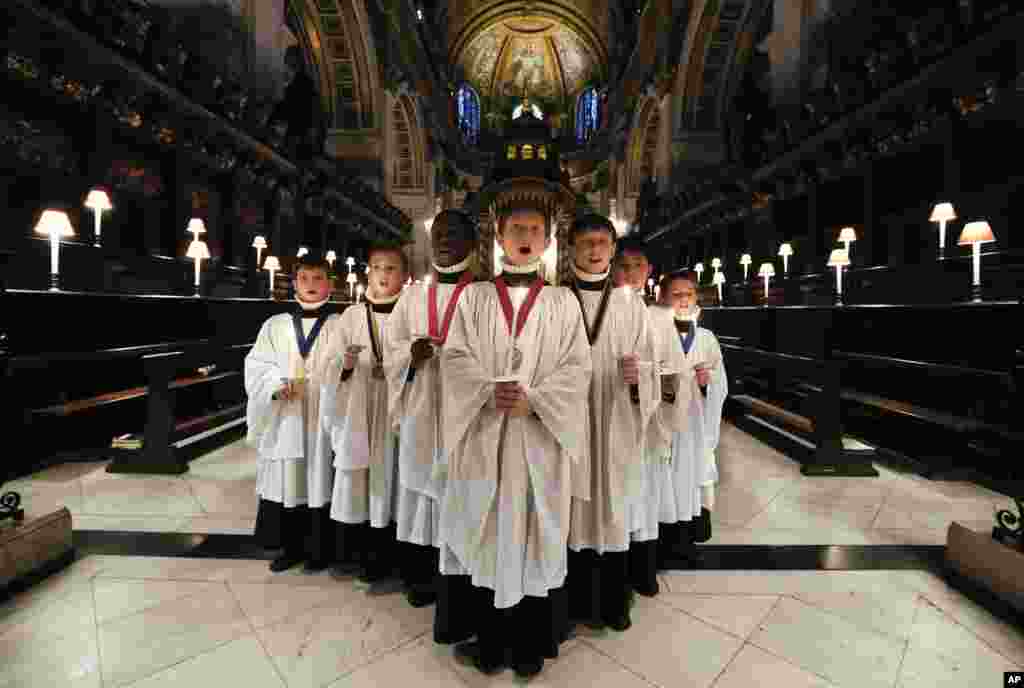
left=494, top=381, right=524, bottom=412
left=410, top=338, right=435, bottom=366
left=343, top=350, right=359, bottom=371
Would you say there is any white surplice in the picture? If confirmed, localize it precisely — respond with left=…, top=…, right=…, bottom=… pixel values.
left=245, top=312, right=340, bottom=508
left=320, top=304, right=399, bottom=527
left=439, top=282, right=592, bottom=609
left=629, top=302, right=687, bottom=541
left=384, top=280, right=470, bottom=547
left=657, top=324, right=728, bottom=524
left=568, top=285, right=659, bottom=554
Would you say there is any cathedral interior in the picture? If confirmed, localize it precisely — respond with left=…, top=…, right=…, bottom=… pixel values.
left=1, top=1, right=1023, bottom=686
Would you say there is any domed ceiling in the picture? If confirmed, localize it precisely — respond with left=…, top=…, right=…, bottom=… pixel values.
left=456, top=18, right=603, bottom=103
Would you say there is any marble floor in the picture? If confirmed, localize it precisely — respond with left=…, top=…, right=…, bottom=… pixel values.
left=5, top=422, right=1014, bottom=545
left=1, top=555, right=1021, bottom=687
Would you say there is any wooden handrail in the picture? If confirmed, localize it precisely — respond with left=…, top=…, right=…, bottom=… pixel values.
left=832, top=350, right=1011, bottom=380
left=8, top=338, right=221, bottom=369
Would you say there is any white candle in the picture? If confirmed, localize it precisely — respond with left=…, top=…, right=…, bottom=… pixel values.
left=93, top=212, right=102, bottom=246
left=716, top=281, right=723, bottom=302
left=782, top=254, right=789, bottom=275
left=194, top=257, right=201, bottom=286
left=835, top=264, right=843, bottom=296
left=972, top=242, right=982, bottom=287
left=256, top=246, right=263, bottom=266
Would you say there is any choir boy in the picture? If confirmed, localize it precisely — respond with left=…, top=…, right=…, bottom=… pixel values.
left=321, top=242, right=409, bottom=582
left=246, top=255, right=339, bottom=572
left=614, top=237, right=683, bottom=594
left=565, top=216, right=659, bottom=631
left=657, top=271, right=728, bottom=564
left=384, top=210, right=479, bottom=610
left=438, top=200, right=591, bottom=678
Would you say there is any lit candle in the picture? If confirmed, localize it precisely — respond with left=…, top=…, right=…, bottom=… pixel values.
left=356, top=283, right=364, bottom=303
left=34, top=210, right=75, bottom=291
left=957, top=221, right=996, bottom=303
left=84, top=189, right=112, bottom=248
left=930, top=202, right=956, bottom=260
left=264, top=255, right=281, bottom=298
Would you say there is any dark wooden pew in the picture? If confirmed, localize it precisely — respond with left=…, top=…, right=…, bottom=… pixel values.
left=1, top=290, right=347, bottom=479
left=700, top=303, right=1024, bottom=487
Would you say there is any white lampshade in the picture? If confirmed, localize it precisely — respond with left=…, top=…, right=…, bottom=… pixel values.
left=958, top=221, right=995, bottom=245
left=34, top=209, right=75, bottom=237
left=84, top=189, right=113, bottom=211
left=712, top=271, right=726, bottom=285
left=929, top=202, right=957, bottom=223
left=251, top=235, right=267, bottom=249
left=186, top=218, right=207, bottom=235
left=740, top=254, right=752, bottom=266
left=297, top=246, right=309, bottom=257
left=346, top=256, right=355, bottom=266
left=827, top=248, right=850, bottom=267
left=694, top=262, right=705, bottom=272
left=778, top=243, right=793, bottom=257
left=326, top=250, right=337, bottom=264
left=838, top=226, right=857, bottom=243
left=186, top=239, right=211, bottom=260
left=346, top=272, right=357, bottom=283
left=758, top=263, right=775, bottom=277
left=711, top=258, right=722, bottom=269
left=263, top=256, right=282, bottom=271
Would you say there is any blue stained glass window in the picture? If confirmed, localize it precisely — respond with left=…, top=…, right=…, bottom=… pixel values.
left=456, top=85, right=480, bottom=146
left=576, top=88, right=600, bottom=144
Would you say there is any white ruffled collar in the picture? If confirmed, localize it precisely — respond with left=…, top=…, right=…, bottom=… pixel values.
left=366, top=290, right=401, bottom=305
left=500, top=256, right=542, bottom=274
left=573, top=265, right=610, bottom=282
left=294, top=295, right=329, bottom=310
left=433, top=255, right=472, bottom=274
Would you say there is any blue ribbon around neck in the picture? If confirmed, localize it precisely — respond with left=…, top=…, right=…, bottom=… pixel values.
left=291, top=312, right=328, bottom=359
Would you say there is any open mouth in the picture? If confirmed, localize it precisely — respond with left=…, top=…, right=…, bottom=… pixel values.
left=518, top=247, right=532, bottom=255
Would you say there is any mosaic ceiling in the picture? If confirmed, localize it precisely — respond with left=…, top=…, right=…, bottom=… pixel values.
left=457, top=18, right=601, bottom=102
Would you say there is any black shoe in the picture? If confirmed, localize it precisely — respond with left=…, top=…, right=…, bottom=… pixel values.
left=269, top=552, right=303, bottom=572
left=455, top=641, right=503, bottom=675
left=694, top=508, right=712, bottom=543
left=433, top=627, right=474, bottom=645
left=303, top=559, right=328, bottom=573
left=633, top=579, right=660, bottom=597
left=603, top=613, right=632, bottom=631
left=405, top=586, right=437, bottom=608
left=513, top=656, right=544, bottom=678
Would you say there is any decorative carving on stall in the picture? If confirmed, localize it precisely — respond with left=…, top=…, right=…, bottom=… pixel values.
left=994, top=497, right=1024, bottom=552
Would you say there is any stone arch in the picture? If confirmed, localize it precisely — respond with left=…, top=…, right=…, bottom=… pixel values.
left=290, top=0, right=381, bottom=130
left=627, top=97, right=664, bottom=194
left=389, top=95, right=428, bottom=192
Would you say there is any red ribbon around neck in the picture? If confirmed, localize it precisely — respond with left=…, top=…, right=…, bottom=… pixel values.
left=493, top=274, right=545, bottom=341
left=427, top=270, right=474, bottom=345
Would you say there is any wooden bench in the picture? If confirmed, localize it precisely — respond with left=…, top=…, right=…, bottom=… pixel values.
left=721, top=343, right=879, bottom=477
left=9, top=339, right=250, bottom=477
left=106, top=343, right=250, bottom=474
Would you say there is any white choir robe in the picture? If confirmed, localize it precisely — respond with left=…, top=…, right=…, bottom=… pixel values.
left=440, top=283, right=592, bottom=609
left=658, top=325, right=728, bottom=524
left=568, top=286, right=659, bottom=554
left=320, top=305, right=399, bottom=528
left=384, top=282, right=465, bottom=548
left=630, top=302, right=689, bottom=542
left=245, top=313, right=339, bottom=509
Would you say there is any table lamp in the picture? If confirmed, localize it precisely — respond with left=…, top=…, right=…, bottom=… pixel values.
left=346, top=271, right=357, bottom=299
left=929, top=202, right=956, bottom=259
left=712, top=270, right=726, bottom=303
left=326, top=250, right=337, bottom=268
left=186, top=218, right=206, bottom=242
left=297, top=246, right=309, bottom=258
left=34, top=209, right=75, bottom=291
left=711, top=258, right=722, bottom=275
left=758, top=262, right=775, bottom=304
left=957, top=221, right=995, bottom=303
left=778, top=242, right=793, bottom=276
left=84, top=188, right=112, bottom=248
left=694, top=262, right=705, bottom=283
left=838, top=227, right=857, bottom=256
left=186, top=239, right=210, bottom=297
left=740, top=253, right=752, bottom=281
left=264, top=255, right=281, bottom=298
left=827, top=248, right=850, bottom=306
left=252, top=235, right=267, bottom=267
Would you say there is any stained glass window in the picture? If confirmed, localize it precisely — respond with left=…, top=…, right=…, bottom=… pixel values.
left=576, top=88, right=600, bottom=144
left=456, top=85, right=480, bottom=146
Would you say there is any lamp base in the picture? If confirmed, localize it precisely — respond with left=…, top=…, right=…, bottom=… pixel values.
left=49, top=274, right=60, bottom=292
left=834, top=292, right=844, bottom=307
left=970, top=283, right=983, bottom=303
left=938, top=246, right=945, bottom=261
left=193, top=285, right=202, bottom=298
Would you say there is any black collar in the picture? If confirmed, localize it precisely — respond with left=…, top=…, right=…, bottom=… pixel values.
left=500, top=272, right=540, bottom=287
left=296, top=304, right=331, bottom=318
left=371, top=301, right=396, bottom=314
left=575, top=277, right=608, bottom=292
left=436, top=269, right=467, bottom=284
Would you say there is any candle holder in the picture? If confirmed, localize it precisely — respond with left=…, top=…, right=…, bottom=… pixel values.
left=35, top=209, right=75, bottom=291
